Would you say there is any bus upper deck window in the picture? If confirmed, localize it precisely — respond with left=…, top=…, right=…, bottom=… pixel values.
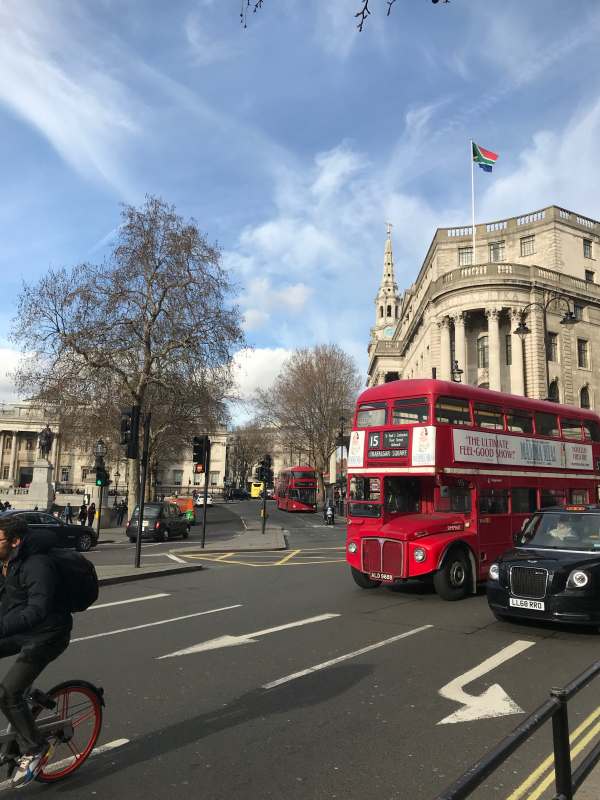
left=560, top=418, right=584, bottom=440
left=356, top=402, right=387, bottom=427
left=435, top=397, right=471, bottom=426
left=583, top=420, right=600, bottom=442
left=392, top=398, right=429, bottom=425
left=507, top=412, right=533, bottom=434
left=474, top=403, right=504, bottom=430
left=535, top=412, right=559, bottom=438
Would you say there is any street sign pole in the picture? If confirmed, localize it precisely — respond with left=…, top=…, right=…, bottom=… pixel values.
left=134, top=412, right=151, bottom=569
left=201, top=439, right=211, bottom=549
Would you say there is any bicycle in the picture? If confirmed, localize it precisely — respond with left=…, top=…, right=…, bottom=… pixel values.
left=0, top=680, right=104, bottom=784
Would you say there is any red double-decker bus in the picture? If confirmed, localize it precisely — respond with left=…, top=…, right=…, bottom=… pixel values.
left=275, top=466, right=318, bottom=512
left=345, top=379, right=600, bottom=600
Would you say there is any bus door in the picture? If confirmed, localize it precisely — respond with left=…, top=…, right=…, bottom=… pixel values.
left=476, top=484, right=512, bottom=567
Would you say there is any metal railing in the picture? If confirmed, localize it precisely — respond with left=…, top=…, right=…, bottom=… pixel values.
left=435, top=661, right=600, bottom=800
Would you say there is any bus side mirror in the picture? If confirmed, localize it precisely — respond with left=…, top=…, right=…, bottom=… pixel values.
left=520, top=517, right=530, bottom=531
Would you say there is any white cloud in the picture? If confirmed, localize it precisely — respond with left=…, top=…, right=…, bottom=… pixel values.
left=312, top=144, right=365, bottom=199
left=0, top=347, right=22, bottom=403
left=184, top=12, right=237, bottom=65
left=238, top=278, right=313, bottom=331
left=240, top=219, right=337, bottom=274
left=242, top=309, right=270, bottom=331
left=232, top=347, right=291, bottom=400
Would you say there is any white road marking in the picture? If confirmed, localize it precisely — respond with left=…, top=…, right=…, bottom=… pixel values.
left=72, top=605, right=242, bottom=643
left=166, top=553, right=187, bottom=564
left=158, top=613, right=340, bottom=659
left=437, top=640, right=536, bottom=724
left=262, top=625, right=433, bottom=689
left=90, top=593, right=170, bottom=610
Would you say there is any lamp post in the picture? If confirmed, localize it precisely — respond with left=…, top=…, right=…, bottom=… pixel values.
left=451, top=359, right=464, bottom=383
left=513, top=291, right=579, bottom=400
left=338, top=415, right=346, bottom=517
left=94, top=438, right=107, bottom=539
left=113, top=470, right=120, bottom=508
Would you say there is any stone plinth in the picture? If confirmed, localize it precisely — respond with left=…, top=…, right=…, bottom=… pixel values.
left=27, top=459, right=54, bottom=511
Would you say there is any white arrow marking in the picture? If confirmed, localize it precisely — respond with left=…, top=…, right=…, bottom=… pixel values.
left=437, top=640, right=536, bottom=724
left=157, top=613, right=340, bottom=659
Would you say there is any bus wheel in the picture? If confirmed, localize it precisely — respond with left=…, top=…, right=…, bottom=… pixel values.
left=433, top=549, right=470, bottom=601
left=351, top=567, right=381, bottom=589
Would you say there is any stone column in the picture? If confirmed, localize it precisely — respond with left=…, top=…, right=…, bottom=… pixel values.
left=452, top=312, right=467, bottom=382
left=510, top=308, right=525, bottom=396
left=486, top=308, right=501, bottom=391
left=0, top=432, right=4, bottom=478
left=8, top=432, right=18, bottom=483
left=438, top=317, right=451, bottom=380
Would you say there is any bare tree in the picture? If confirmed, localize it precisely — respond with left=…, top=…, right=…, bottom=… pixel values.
left=255, top=344, right=360, bottom=494
left=11, top=196, right=244, bottom=510
left=228, top=421, right=275, bottom=489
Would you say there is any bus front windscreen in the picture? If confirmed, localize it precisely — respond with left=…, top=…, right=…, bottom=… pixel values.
left=349, top=476, right=381, bottom=517
left=291, top=488, right=316, bottom=504
left=293, top=472, right=316, bottom=480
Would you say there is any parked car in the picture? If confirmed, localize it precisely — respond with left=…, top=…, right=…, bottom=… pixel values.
left=126, top=501, right=190, bottom=543
left=0, top=509, right=98, bottom=552
left=487, top=505, right=600, bottom=627
left=194, top=495, right=213, bottom=507
left=230, top=488, right=250, bottom=500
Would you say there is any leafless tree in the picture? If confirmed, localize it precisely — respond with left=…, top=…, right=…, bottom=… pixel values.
left=255, top=344, right=360, bottom=493
left=11, top=196, right=244, bottom=511
left=228, top=420, right=275, bottom=489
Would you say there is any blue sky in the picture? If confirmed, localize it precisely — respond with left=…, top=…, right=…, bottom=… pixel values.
left=2, top=0, right=600, bottom=410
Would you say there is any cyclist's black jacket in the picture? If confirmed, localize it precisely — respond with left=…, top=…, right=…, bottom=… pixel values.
left=0, top=531, right=72, bottom=647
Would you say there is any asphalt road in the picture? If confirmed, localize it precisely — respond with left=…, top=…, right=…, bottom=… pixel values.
left=5, top=502, right=600, bottom=799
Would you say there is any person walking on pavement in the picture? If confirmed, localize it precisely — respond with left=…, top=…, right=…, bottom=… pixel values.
left=78, top=503, right=87, bottom=526
left=0, top=515, right=73, bottom=786
left=64, top=503, right=73, bottom=524
left=116, top=500, right=127, bottom=526
left=86, top=503, right=96, bottom=528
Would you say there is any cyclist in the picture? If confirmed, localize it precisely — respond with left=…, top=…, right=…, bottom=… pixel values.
left=0, top=516, right=72, bottom=787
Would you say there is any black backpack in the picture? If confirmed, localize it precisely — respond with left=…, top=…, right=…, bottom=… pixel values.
left=49, top=549, right=99, bottom=612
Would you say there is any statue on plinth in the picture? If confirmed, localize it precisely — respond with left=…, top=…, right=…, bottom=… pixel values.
left=38, top=425, right=54, bottom=461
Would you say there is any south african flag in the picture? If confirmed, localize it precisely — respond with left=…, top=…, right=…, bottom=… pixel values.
left=472, top=141, right=498, bottom=172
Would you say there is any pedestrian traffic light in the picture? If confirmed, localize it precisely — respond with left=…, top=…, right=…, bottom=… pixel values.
left=193, top=435, right=210, bottom=466
left=120, top=405, right=140, bottom=459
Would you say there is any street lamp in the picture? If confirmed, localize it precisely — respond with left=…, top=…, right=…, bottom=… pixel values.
left=113, top=470, right=121, bottom=508
left=94, top=439, right=107, bottom=459
left=338, top=415, right=347, bottom=516
left=451, top=359, right=464, bottom=383
left=513, top=291, right=579, bottom=400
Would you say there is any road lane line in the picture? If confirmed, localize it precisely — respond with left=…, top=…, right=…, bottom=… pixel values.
left=276, top=549, right=301, bottom=565
left=262, top=625, right=433, bottom=689
left=90, top=593, right=170, bottom=610
left=166, top=553, right=187, bottom=564
left=215, top=552, right=235, bottom=560
left=71, top=605, right=242, bottom=643
left=507, top=705, right=600, bottom=800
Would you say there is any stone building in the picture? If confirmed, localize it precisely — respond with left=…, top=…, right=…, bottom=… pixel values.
left=368, top=205, right=600, bottom=409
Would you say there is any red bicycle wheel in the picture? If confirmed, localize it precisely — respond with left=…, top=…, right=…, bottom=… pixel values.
left=36, top=681, right=103, bottom=782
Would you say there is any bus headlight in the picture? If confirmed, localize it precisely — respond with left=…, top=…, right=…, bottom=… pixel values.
left=348, top=542, right=358, bottom=554
left=567, top=570, right=589, bottom=589
left=414, top=547, right=426, bottom=563
left=488, top=563, right=500, bottom=581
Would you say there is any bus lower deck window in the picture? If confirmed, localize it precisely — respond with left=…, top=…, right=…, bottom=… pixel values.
left=540, top=488, right=566, bottom=507
left=511, top=488, right=537, bottom=513
left=478, top=489, right=509, bottom=514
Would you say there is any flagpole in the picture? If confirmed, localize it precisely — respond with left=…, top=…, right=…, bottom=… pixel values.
left=470, top=139, right=476, bottom=265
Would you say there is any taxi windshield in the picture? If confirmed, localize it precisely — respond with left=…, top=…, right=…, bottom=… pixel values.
left=519, top=512, right=600, bottom=551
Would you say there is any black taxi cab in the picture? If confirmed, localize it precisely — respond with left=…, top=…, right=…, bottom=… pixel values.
left=487, top=505, right=600, bottom=627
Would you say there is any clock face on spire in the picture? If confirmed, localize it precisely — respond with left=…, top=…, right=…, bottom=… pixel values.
left=383, top=325, right=395, bottom=338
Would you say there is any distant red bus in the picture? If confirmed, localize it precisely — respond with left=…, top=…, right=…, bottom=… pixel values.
left=345, top=379, right=600, bottom=600
left=275, top=466, right=318, bottom=512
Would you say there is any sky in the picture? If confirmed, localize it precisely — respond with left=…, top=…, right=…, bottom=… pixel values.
left=1, top=0, right=600, bottom=416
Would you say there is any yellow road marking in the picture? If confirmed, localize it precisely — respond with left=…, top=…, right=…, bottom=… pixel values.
left=276, top=549, right=301, bottom=565
left=507, top=705, right=600, bottom=800
left=215, top=552, right=235, bottom=561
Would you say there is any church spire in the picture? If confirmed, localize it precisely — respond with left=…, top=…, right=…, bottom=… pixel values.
left=373, top=222, right=400, bottom=336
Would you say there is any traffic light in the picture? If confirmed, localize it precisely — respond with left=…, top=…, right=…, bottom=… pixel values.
left=120, top=405, right=140, bottom=459
left=95, top=465, right=109, bottom=487
left=257, top=454, right=273, bottom=486
left=193, top=435, right=210, bottom=467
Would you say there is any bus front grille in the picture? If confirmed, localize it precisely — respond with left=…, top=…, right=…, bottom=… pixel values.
left=361, top=539, right=403, bottom=577
left=510, top=566, right=548, bottom=599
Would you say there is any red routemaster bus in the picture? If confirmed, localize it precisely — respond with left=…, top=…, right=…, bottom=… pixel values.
left=345, top=379, right=600, bottom=600
left=275, top=466, right=318, bottom=512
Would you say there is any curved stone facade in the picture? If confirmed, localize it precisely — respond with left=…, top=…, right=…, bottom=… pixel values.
left=368, top=205, right=600, bottom=409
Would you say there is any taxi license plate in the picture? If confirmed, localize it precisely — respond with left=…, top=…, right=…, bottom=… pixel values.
left=370, top=572, right=393, bottom=582
left=509, top=597, right=544, bottom=611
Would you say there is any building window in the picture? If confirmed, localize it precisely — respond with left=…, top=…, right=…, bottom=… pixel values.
left=210, top=471, right=219, bottom=487
left=585, top=269, right=595, bottom=283
left=380, top=306, right=383, bottom=318
left=520, top=235, right=535, bottom=256
left=548, top=380, right=560, bottom=402
left=81, top=468, right=90, bottom=481
left=5, top=436, right=12, bottom=451
left=25, top=437, right=34, bottom=451
left=489, top=241, right=505, bottom=262
left=477, top=335, right=489, bottom=369
left=574, top=303, right=584, bottom=321
left=2, top=466, right=8, bottom=480
left=172, top=469, right=183, bottom=486
left=547, top=332, right=558, bottom=362
left=60, top=467, right=70, bottom=483
left=505, top=334, right=512, bottom=366
left=386, top=305, right=391, bottom=317
left=458, top=246, right=473, bottom=266
left=583, top=238, right=593, bottom=259
left=581, top=385, right=591, bottom=409
left=577, top=338, right=589, bottom=369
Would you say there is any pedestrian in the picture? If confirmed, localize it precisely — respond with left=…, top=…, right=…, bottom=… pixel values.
left=64, top=503, right=73, bottom=524
left=116, top=500, right=126, bottom=526
left=78, top=503, right=87, bottom=526
left=86, top=503, right=96, bottom=528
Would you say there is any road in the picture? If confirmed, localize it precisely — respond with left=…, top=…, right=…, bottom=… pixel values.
left=8, top=501, right=600, bottom=799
